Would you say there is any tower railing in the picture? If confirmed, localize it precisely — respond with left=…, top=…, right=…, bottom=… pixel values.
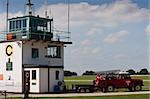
left=52, top=30, right=71, bottom=42
left=0, top=29, right=71, bottom=42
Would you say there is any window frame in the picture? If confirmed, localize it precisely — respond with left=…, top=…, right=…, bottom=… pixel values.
left=55, top=70, right=59, bottom=80
left=46, top=46, right=61, bottom=58
left=32, top=70, right=36, bottom=80
left=32, top=48, right=39, bottom=59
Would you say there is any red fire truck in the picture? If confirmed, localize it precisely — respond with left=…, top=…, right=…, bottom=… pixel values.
left=75, top=73, right=144, bottom=93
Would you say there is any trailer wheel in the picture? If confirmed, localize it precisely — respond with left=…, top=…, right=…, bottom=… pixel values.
left=85, top=88, right=90, bottom=93
left=107, top=85, right=114, bottom=92
left=79, top=88, right=85, bottom=93
left=134, top=85, right=142, bottom=91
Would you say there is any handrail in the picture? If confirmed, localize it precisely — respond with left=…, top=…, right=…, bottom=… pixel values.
left=0, top=29, right=71, bottom=42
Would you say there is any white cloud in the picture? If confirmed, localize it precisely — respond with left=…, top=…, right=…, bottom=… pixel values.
left=104, top=30, right=129, bottom=44
left=92, top=47, right=101, bottom=54
left=35, top=0, right=149, bottom=30
left=0, top=12, right=23, bottom=32
left=145, top=25, right=150, bottom=35
left=87, top=28, right=103, bottom=36
left=0, top=1, right=149, bottom=31
left=114, top=54, right=127, bottom=60
left=71, top=47, right=91, bottom=55
left=71, top=47, right=101, bottom=56
left=81, top=39, right=92, bottom=45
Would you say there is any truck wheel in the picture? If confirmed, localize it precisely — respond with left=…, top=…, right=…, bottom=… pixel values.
left=134, top=85, right=142, bottom=91
left=128, top=87, right=134, bottom=92
left=107, top=85, right=114, bottom=92
left=101, top=88, right=106, bottom=93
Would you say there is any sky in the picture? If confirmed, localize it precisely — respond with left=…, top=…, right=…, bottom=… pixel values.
left=0, top=0, right=149, bottom=75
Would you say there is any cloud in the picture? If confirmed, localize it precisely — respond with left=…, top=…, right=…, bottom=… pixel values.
left=114, top=54, right=127, bottom=60
left=104, top=30, right=129, bottom=44
left=0, top=0, right=149, bottom=31
left=145, top=25, right=150, bottom=35
left=92, top=47, right=101, bottom=54
left=0, top=12, right=23, bottom=32
left=71, top=47, right=91, bottom=55
left=71, top=47, right=102, bottom=56
left=86, top=28, right=103, bottom=36
left=81, top=39, right=92, bottom=45
left=35, top=0, right=149, bottom=30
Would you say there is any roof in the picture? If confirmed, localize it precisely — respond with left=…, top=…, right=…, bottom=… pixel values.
left=23, top=64, right=64, bottom=69
left=8, top=15, right=53, bottom=21
left=0, top=39, right=72, bottom=44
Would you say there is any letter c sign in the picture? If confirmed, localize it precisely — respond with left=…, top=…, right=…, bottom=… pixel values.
left=6, top=45, right=13, bottom=56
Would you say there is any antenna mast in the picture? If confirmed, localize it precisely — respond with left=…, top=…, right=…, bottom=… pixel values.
left=67, top=0, right=70, bottom=41
left=26, top=0, right=34, bottom=16
left=45, top=0, right=48, bottom=18
left=6, top=0, right=9, bottom=33
left=67, top=0, right=70, bottom=33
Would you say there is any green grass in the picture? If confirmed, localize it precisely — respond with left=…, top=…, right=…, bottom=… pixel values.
left=7, top=94, right=150, bottom=99
left=65, top=81, right=92, bottom=89
left=131, top=75, right=150, bottom=80
left=143, top=81, right=150, bottom=86
left=65, top=75, right=95, bottom=80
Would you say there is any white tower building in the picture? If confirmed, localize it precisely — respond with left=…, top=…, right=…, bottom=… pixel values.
left=0, top=0, right=71, bottom=93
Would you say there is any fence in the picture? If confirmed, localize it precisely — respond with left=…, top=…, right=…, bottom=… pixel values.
left=0, top=29, right=71, bottom=43
left=0, top=90, right=7, bottom=99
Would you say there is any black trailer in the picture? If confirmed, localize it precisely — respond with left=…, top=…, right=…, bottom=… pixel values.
left=74, top=84, right=97, bottom=93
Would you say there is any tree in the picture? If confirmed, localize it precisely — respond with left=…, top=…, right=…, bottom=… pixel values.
left=82, top=71, right=96, bottom=75
left=139, top=68, right=149, bottom=75
left=72, top=72, right=77, bottom=76
left=126, top=69, right=135, bottom=75
left=64, top=70, right=77, bottom=76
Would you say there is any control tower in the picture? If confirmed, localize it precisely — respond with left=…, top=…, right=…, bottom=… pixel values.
left=0, top=0, right=71, bottom=93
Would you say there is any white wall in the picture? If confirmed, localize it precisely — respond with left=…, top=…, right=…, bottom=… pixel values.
left=49, top=68, right=64, bottom=92
left=22, top=41, right=64, bottom=66
left=0, top=41, right=22, bottom=92
left=39, top=68, right=48, bottom=93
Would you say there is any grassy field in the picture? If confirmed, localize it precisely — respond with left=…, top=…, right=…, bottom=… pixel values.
left=7, top=94, right=150, bottom=99
left=64, top=75, right=150, bottom=90
left=65, top=75, right=95, bottom=80
left=131, top=75, right=150, bottom=80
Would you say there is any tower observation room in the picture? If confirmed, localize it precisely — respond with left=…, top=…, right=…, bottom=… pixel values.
left=7, top=16, right=53, bottom=41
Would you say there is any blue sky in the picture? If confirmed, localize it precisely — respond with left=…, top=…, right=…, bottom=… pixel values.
left=0, top=0, right=149, bottom=75
left=0, top=0, right=149, bottom=13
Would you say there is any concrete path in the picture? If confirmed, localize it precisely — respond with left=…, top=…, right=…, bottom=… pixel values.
left=5, top=91, right=150, bottom=98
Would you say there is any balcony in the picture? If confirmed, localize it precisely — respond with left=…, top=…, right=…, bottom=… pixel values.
left=0, top=29, right=71, bottom=43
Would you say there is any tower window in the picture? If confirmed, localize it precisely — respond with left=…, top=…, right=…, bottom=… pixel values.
left=23, top=19, right=27, bottom=27
left=9, top=21, right=12, bottom=30
left=16, top=20, right=19, bottom=29
left=32, top=48, right=39, bottom=58
left=12, top=21, right=15, bottom=31
left=32, top=70, right=36, bottom=80
left=18, top=20, right=21, bottom=29
left=46, top=46, right=61, bottom=58
left=56, top=71, right=59, bottom=80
